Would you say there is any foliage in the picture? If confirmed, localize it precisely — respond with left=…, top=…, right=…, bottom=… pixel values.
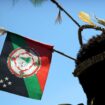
left=79, top=11, right=95, bottom=26
left=30, top=0, right=47, bottom=6
left=79, top=11, right=105, bottom=27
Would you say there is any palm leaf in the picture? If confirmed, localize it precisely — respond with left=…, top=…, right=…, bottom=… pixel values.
left=30, top=0, right=47, bottom=6
left=95, top=16, right=105, bottom=26
left=79, top=11, right=95, bottom=26
left=55, top=10, right=62, bottom=24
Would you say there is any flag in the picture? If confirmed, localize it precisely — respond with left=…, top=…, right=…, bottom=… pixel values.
left=0, top=32, right=53, bottom=100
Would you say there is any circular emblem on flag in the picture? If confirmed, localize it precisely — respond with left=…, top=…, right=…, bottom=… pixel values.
left=7, top=48, right=41, bottom=78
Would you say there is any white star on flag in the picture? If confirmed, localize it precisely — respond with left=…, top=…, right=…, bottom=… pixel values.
left=0, top=79, right=3, bottom=83
left=3, top=84, right=7, bottom=88
left=5, top=77, right=9, bottom=81
left=8, top=81, right=12, bottom=85
left=0, top=77, right=13, bottom=88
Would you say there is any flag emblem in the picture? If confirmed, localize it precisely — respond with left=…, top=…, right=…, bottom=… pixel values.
left=7, top=48, right=41, bottom=78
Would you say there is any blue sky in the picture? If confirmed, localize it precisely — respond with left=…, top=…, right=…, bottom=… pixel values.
left=0, top=0, right=104, bottom=105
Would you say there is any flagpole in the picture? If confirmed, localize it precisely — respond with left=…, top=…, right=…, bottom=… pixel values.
left=51, top=0, right=81, bottom=28
left=53, top=49, right=77, bottom=61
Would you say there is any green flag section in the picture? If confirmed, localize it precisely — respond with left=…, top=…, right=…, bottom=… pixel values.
left=0, top=32, right=53, bottom=100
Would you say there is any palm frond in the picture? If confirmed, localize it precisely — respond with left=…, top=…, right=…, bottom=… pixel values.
left=95, top=16, right=105, bottom=27
left=30, top=0, right=47, bottom=6
left=55, top=9, right=62, bottom=24
left=78, top=11, right=95, bottom=26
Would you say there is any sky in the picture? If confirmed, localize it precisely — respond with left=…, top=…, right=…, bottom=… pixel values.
left=0, top=0, right=105, bottom=105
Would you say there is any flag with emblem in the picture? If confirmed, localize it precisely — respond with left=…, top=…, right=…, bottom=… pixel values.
left=0, top=32, right=53, bottom=100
